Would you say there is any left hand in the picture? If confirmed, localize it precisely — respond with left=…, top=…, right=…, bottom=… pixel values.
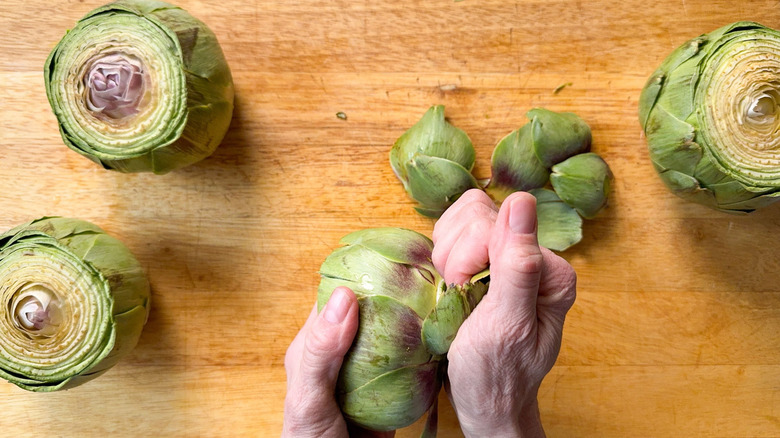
left=282, top=286, right=395, bottom=438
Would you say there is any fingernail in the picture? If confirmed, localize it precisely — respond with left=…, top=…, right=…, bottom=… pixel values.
left=509, top=195, right=537, bottom=234
left=323, top=287, right=350, bottom=324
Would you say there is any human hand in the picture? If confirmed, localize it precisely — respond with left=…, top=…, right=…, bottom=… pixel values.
left=432, top=189, right=577, bottom=438
left=282, top=286, right=395, bottom=438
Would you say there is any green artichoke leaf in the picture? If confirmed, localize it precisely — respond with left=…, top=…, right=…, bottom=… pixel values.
left=644, top=103, right=702, bottom=175
left=340, top=362, right=440, bottom=432
left=656, top=169, right=717, bottom=209
left=318, top=244, right=437, bottom=319
left=550, top=153, right=614, bottom=219
left=404, top=155, right=481, bottom=218
left=530, top=189, right=583, bottom=252
left=44, top=0, right=234, bottom=174
left=339, top=228, right=435, bottom=269
left=528, top=108, right=592, bottom=168
left=717, top=190, right=780, bottom=212
left=0, top=217, right=150, bottom=392
left=421, top=282, right=488, bottom=355
left=391, top=105, right=475, bottom=176
left=390, top=106, right=479, bottom=217
left=487, top=124, right=550, bottom=201
left=338, top=296, right=431, bottom=394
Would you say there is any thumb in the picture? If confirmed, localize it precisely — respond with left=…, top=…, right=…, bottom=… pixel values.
left=299, top=286, right=359, bottom=397
left=485, top=192, right=544, bottom=322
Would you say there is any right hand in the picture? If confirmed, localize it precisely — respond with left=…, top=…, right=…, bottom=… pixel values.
left=432, top=189, right=577, bottom=438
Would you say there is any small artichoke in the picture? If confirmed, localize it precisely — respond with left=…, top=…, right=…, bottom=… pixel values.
left=318, top=228, right=487, bottom=434
left=0, top=218, right=150, bottom=392
left=488, top=108, right=591, bottom=201
left=550, top=152, right=614, bottom=219
left=639, top=21, right=780, bottom=212
left=390, top=106, right=480, bottom=218
left=44, top=0, right=234, bottom=174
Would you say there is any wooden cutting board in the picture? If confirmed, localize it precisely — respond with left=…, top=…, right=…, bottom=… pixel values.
left=1, top=0, right=780, bottom=436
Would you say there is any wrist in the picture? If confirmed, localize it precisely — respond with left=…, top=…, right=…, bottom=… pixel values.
left=461, top=399, right=545, bottom=438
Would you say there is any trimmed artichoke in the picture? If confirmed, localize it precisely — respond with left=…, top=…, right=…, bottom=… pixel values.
left=390, top=106, right=481, bottom=218
left=488, top=108, right=591, bottom=201
left=0, top=218, right=150, bottom=392
left=639, top=21, right=780, bottom=212
left=318, top=228, right=487, bottom=434
left=45, top=0, right=234, bottom=174
left=550, top=152, right=614, bottom=219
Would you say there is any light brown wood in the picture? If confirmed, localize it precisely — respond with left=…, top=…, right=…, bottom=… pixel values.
left=1, top=0, right=780, bottom=436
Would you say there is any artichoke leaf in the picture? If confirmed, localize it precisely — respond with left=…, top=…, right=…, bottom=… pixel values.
left=528, top=108, right=592, bottom=167
left=340, top=362, right=440, bottom=432
left=530, top=189, right=583, bottom=252
left=487, top=124, right=550, bottom=201
left=338, top=296, right=431, bottom=394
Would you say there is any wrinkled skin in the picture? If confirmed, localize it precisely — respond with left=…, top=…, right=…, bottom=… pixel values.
left=433, top=190, right=577, bottom=437
left=283, top=189, right=576, bottom=437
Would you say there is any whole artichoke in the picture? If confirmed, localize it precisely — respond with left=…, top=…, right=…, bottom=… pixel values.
left=639, top=21, right=780, bottom=212
left=318, top=228, right=487, bottom=434
left=44, top=0, right=234, bottom=174
left=0, top=218, right=150, bottom=392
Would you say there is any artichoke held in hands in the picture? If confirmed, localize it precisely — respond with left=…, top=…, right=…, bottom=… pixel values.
left=318, top=228, right=486, bottom=433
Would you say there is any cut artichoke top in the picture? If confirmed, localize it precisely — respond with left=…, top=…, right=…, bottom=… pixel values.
left=0, top=218, right=150, bottom=392
left=696, top=25, right=780, bottom=186
left=640, top=22, right=780, bottom=212
left=45, top=0, right=234, bottom=174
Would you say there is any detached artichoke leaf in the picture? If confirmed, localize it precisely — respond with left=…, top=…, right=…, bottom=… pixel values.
left=391, top=106, right=479, bottom=217
left=528, top=108, right=592, bottom=167
left=550, top=153, right=614, bottom=219
left=405, top=155, right=481, bottom=218
left=0, top=217, right=150, bottom=392
left=530, top=189, right=583, bottom=252
left=487, top=125, right=550, bottom=201
left=340, top=362, right=440, bottom=432
left=44, top=0, right=234, bottom=174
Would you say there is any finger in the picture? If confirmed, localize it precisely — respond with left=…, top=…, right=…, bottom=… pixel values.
left=284, top=303, right=319, bottom=384
left=442, top=223, right=491, bottom=285
left=296, top=287, right=359, bottom=399
left=432, top=191, right=497, bottom=280
left=433, top=189, right=496, bottom=243
left=485, top=191, right=544, bottom=320
left=537, top=247, right=577, bottom=325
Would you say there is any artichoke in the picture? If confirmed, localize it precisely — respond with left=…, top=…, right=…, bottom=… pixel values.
left=318, top=228, right=487, bottom=434
left=488, top=108, right=591, bottom=201
left=0, top=218, right=150, bottom=392
left=639, top=21, right=780, bottom=212
left=550, top=152, right=614, bottom=219
left=44, top=0, right=234, bottom=174
left=390, top=106, right=481, bottom=218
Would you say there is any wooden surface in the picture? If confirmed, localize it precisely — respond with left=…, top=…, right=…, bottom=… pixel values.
left=1, top=1, right=780, bottom=436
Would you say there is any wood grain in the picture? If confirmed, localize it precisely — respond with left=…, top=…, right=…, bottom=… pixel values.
left=1, top=0, right=780, bottom=436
